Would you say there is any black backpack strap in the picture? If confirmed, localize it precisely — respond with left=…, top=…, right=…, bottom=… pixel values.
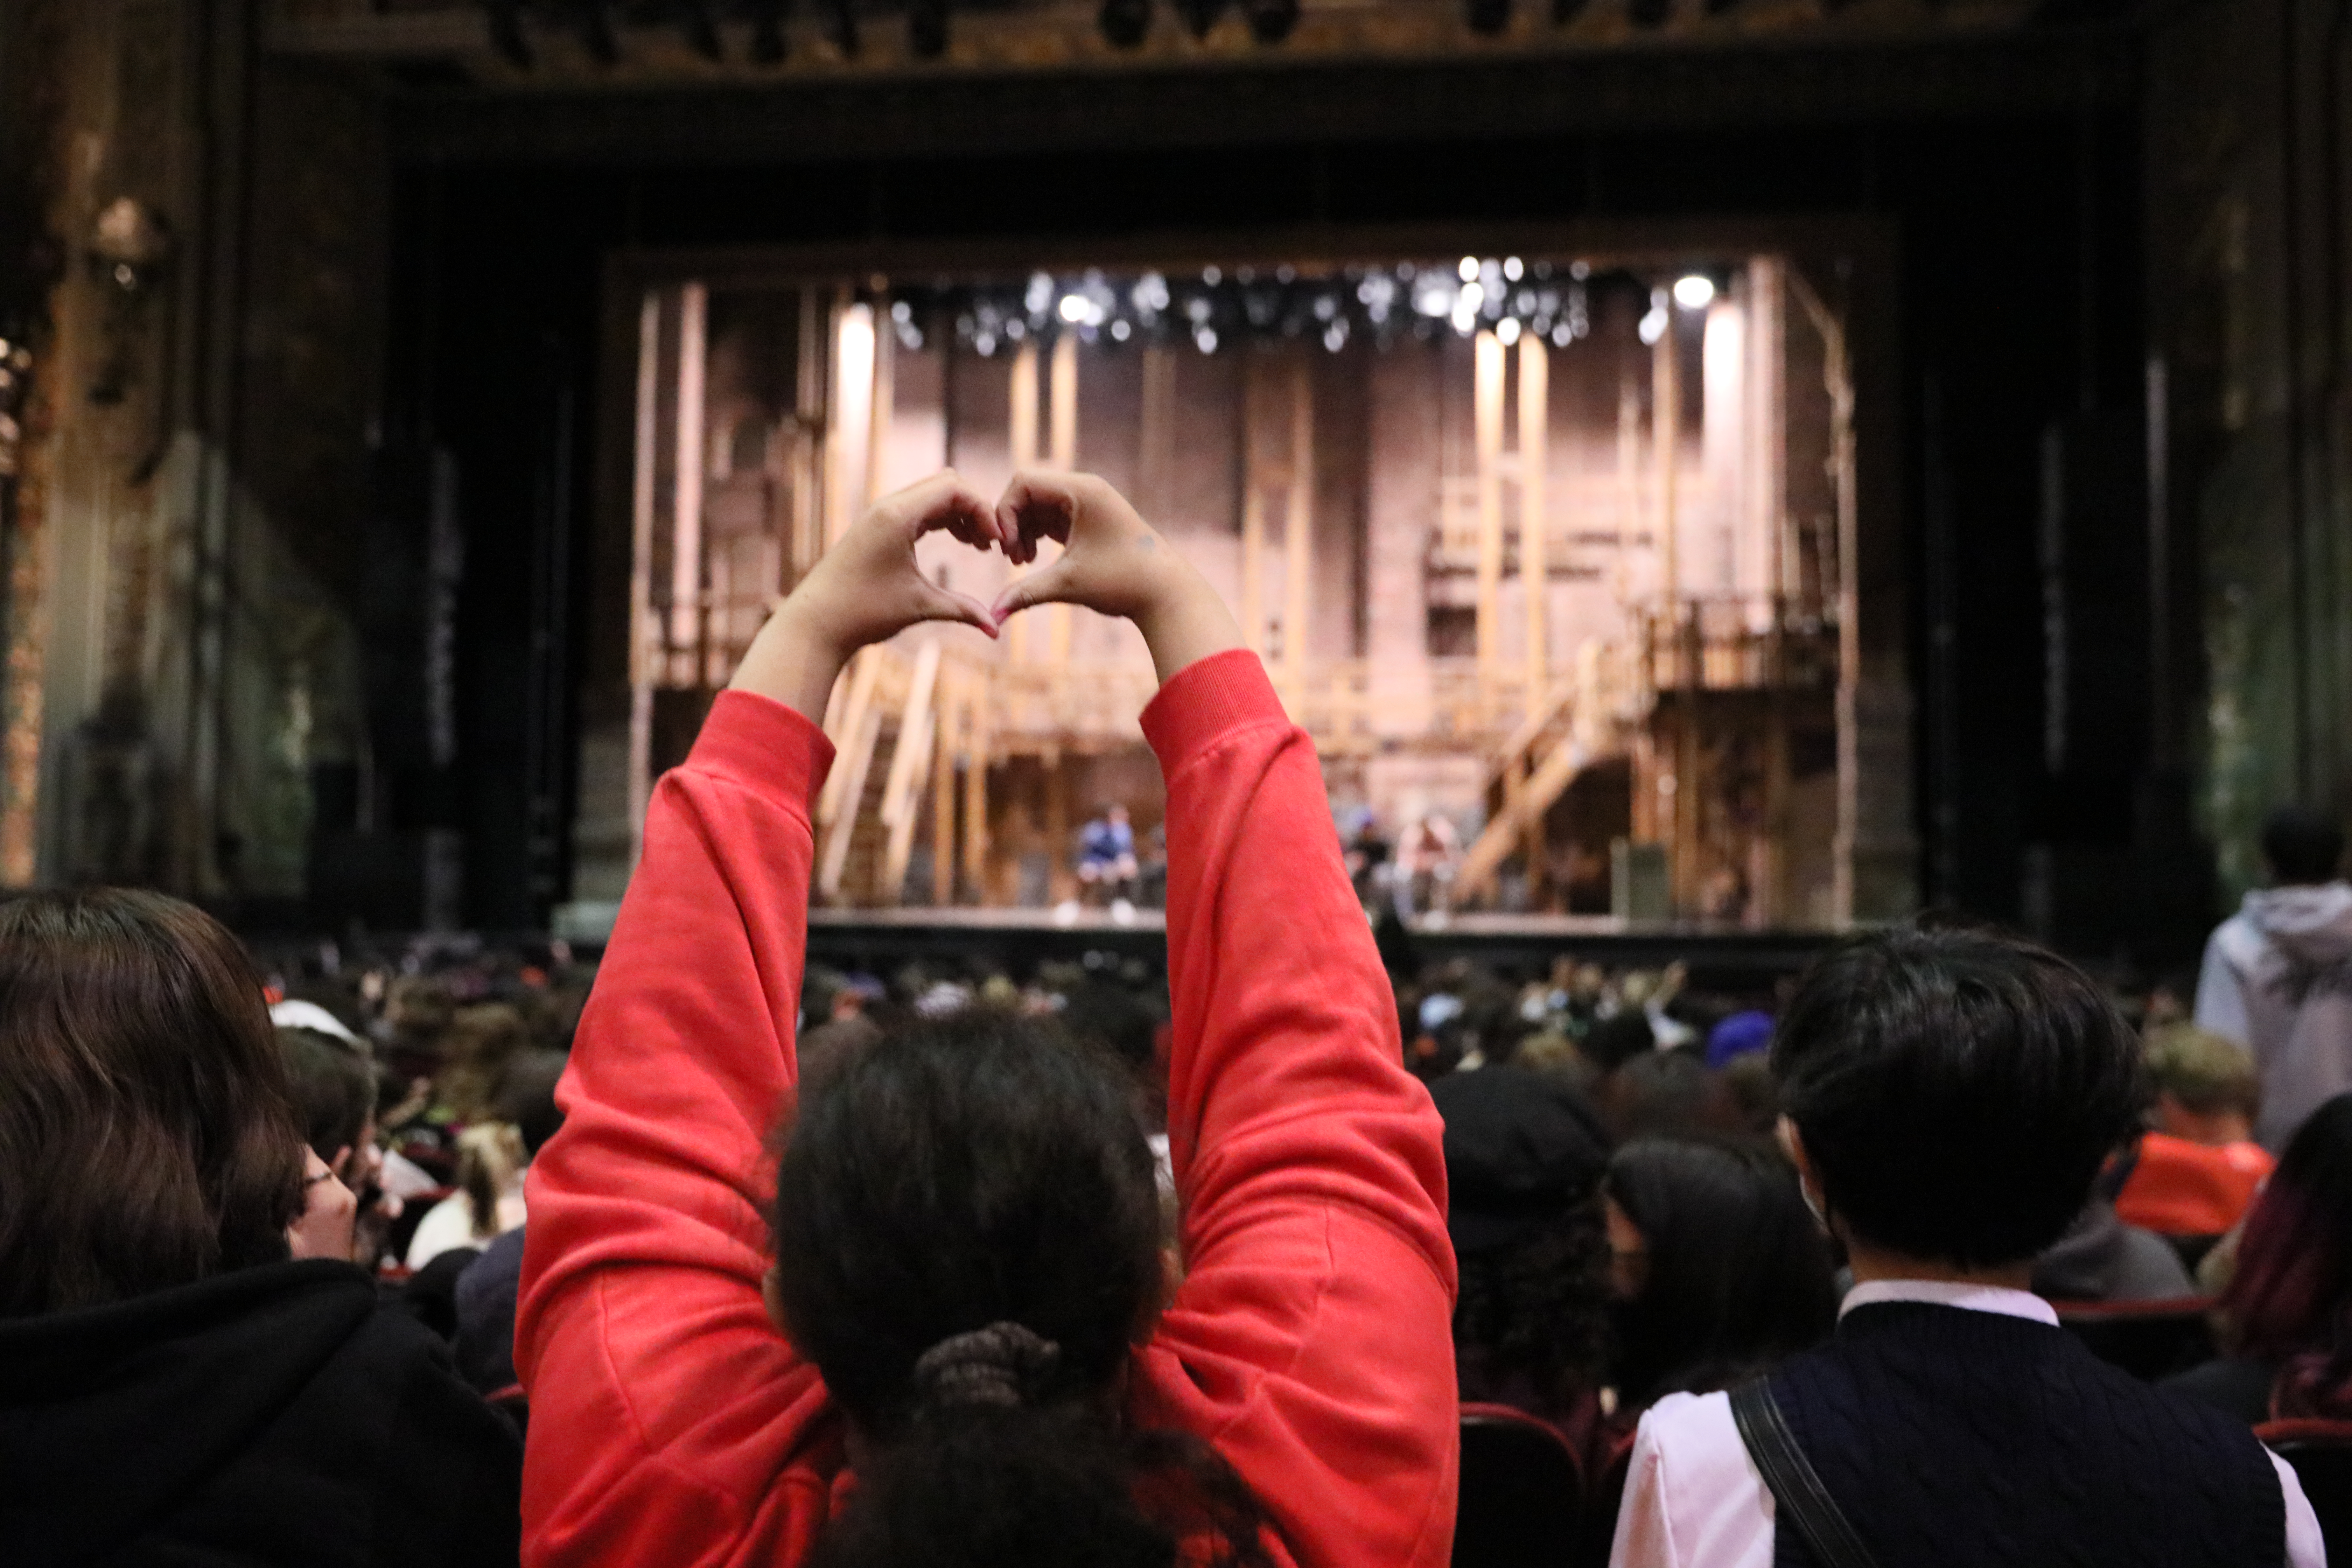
left=1729, top=1378, right=1882, bottom=1568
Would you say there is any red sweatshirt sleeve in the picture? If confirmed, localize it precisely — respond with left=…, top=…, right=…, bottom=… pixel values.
left=1129, top=650, right=1460, bottom=1568
left=514, top=690, right=846, bottom=1568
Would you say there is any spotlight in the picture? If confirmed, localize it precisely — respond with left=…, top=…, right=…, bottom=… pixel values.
left=1673, top=274, right=1716, bottom=309
left=1243, top=0, right=1298, bottom=42
left=1497, top=317, right=1521, bottom=346
left=1100, top=0, right=1151, bottom=47
left=1466, top=0, right=1509, bottom=34
left=1059, top=294, right=1090, bottom=324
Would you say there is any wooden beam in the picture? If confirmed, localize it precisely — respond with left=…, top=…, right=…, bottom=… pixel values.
left=932, top=664, right=961, bottom=905
left=789, top=288, right=826, bottom=585
left=881, top=640, right=943, bottom=904
left=961, top=664, right=992, bottom=897
left=824, top=285, right=860, bottom=547
left=1005, top=340, right=1042, bottom=664
left=864, top=298, right=896, bottom=506
left=626, top=291, right=665, bottom=873
left=1474, top=331, right=1506, bottom=697
left=1519, top=337, right=1549, bottom=709
left=1283, top=355, right=1313, bottom=694
left=817, top=646, right=882, bottom=825
left=1048, top=331, right=1078, bottom=671
left=670, top=281, right=708, bottom=664
left=820, top=701, right=884, bottom=900
left=1241, top=359, right=1267, bottom=658
left=1517, top=337, right=1551, bottom=905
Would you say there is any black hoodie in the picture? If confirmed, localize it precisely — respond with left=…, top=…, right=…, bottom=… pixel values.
left=0, top=1257, right=521, bottom=1566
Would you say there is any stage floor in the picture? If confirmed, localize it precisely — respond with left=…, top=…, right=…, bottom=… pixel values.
left=803, top=904, right=1837, bottom=985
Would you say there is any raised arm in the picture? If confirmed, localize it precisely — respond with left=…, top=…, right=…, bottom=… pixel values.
left=994, top=474, right=1458, bottom=1568
left=516, top=476, right=1003, bottom=1568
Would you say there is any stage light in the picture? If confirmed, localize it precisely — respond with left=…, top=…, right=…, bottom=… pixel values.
left=1195, top=327, right=1219, bottom=353
left=1551, top=323, right=1572, bottom=347
left=1111, top=319, right=1132, bottom=341
left=1458, top=281, right=1485, bottom=314
left=1497, top=317, right=1522, bottom=346
left=1059, top=294, right=1089, bottom=323
left=1569, top=260, right=1591, bottom=280
left=1504, top=256, right=1524, bottom=281
left=1202, top=266, right=1222, bottom=285
left=1323, top=319, right=1349, bottom=352
left=1639, top=291, right=1669, bottom=345
left=1673, top=274, right=1716, bottom=309
left=1132, top=272, right=1171, bottom=313
left=1458, top=256, right=1480, bottom=282
left=1101, top=0, right=1151, bottom=46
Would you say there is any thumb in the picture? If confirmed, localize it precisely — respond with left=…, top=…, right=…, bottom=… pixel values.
left=990, top=560, right=1077, bottom=626
left=920, top=584, right=1000, bottom=638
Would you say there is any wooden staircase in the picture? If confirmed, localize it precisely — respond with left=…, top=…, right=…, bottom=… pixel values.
left=1452, top=640, right=1636, bottom=903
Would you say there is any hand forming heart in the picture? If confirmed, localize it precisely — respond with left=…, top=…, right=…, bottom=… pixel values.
left=732, top=468, right=1246, bottom=724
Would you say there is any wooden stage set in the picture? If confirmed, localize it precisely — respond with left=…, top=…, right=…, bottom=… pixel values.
left=576, top=244, right=1874, bottom=945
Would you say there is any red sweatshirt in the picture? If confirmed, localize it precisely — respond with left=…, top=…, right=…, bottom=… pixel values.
left=515, top=649, right=1458, bottom=1568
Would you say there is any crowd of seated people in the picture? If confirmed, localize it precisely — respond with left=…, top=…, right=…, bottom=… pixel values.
left=5, top=470, right=2350, bottom=1568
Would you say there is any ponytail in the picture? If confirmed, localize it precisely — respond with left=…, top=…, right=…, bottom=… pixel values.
left=772, top=1012, right=1270, bottom=1568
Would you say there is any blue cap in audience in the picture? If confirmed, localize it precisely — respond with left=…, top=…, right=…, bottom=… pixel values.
left=1706, top=1010, right=1776, bottom=1070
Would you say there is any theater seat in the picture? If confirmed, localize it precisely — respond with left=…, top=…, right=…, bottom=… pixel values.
left=1455, top=1402, right=1581, bottom=1568
left=2053, top=1296, right=2217, bottom=1381
left=2256, top=1419, right=2352, bottom=1558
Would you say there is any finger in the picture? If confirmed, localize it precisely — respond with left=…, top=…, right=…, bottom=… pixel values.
left=885, top=471, right=999, bottom=551
left=921, top=585, right=1001, bottom=638
left=995, top=471, right=1077, bottom=566
left=990, top=560, right=1074, bottom=625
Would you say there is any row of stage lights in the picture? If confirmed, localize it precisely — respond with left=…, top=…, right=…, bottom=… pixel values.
left=479, top=0, right=1768, bottom=68
left=878, top=260, right=1722, bottom=359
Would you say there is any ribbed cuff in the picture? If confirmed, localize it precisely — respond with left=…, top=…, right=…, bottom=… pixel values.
left=1140, top=649, right=1288, bottom=774
left=687, top=690, right=837, bottom=813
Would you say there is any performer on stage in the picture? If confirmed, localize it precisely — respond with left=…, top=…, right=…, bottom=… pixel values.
left=1396, top=812, right=1460, bottom=921
left=1076, top=803, right=1141, bottom=907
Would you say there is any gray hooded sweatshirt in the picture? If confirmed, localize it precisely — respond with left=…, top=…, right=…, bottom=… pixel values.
left=2196, top=881, right=2352, bottom=1151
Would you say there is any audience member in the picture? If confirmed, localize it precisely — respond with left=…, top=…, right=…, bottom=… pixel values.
left=2118, top=1025, right=2276, bottom=1242
left=1702, top=1009, right=1773, bottom=1071
left=1602, top=1139, right=1837, bottom=1412
left=407, top=1122, right=528, bottom=1270
left=2030, top=1188, right=2197, bottom=1302
left=0, top=889, right=519, bottom=1564
left=1612, top=926, right=2323, bottom=1568
left=1435, top=1065, right=1614, bottom=1441
left=515, top=471, right=1456, bottom=1566
left=1600, top=1049, right=1719, bottom=1144
left=2171, top=1093, right=2352, bottom=1424
left=2196, top=804, right=2352, bottom=1150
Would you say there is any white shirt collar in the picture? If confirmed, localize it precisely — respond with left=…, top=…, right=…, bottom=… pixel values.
left=1840, top=1278, right=2059, bottom=1327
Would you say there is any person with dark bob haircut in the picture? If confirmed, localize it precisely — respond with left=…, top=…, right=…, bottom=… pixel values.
left=517, top=471, right=1457, bottom=1568
left=1603, top=1139, right=1836, bottom=1412
left=0, top=888, right=520, bottom=1564
left=1610, top=924, right=2324, bottom=1568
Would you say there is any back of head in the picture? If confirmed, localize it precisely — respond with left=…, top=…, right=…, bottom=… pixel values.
left=278, top=1026, right=376, bottom=1164
left=2143, top=1024, right=2260, bottom=1122
left=1772, top=926, right=2144, bottom=1269
left=0, top=890, right=303, bottom=1316
left=2263, top=805, right=2346, bottom=886
left=1606, top=1139, right=1836, bottom=1404
left=772, top=1008, right=1260, bottom=1568
left=1604, top=1049, right=1715, bottom=1143
left=2224, top=1093, right=2352, bottom=1361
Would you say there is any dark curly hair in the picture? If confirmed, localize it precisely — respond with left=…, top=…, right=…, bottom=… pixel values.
left=1452, top=1203, right=1612, bottom=1417
left=772, top=1008, right=1268, bottom=1568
